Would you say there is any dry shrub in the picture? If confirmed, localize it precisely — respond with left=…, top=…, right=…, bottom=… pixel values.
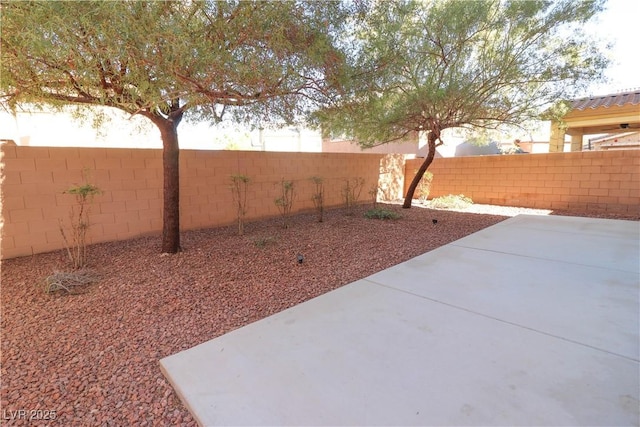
left=43, top=269, right=101, bottom=294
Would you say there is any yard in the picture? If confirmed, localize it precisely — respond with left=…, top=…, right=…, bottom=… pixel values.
left=1, top=203, right=637, bottom=426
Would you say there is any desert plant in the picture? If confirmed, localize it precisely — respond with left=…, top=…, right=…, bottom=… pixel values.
left=253, top=235, right=277, bottom=248
left=275, top=179, right=295, bottom=228
left=368, top=184, right=379, bottom=209
left=43, top=269, right=101, bottom=294
left=341, top=177, right=364, bottom=215
left=364, top=207, right=402, bottom=220
left=59, top=177, right=101, bottom=269
left=230, top=174, right=250, bottom=235
left=310, top=176, right=324, bottom=222
left=429, top=194, right=473, bottom=210
left=415, top=170, right=433, bottom=203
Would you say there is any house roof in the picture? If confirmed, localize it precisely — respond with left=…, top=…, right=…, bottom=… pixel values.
left=571, top=89, right=640, bottom=110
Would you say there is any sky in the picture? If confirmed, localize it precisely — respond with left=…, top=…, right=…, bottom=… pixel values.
left=584, top=0, right=640, bottom=95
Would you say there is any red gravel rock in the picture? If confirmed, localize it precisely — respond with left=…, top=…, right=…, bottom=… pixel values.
left=1, top=204, right=637, bottom=426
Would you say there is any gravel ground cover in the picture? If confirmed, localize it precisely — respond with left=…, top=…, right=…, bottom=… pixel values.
left=1, top=203, right=638, bottom=426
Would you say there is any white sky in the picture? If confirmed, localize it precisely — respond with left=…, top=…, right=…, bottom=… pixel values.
left=584, top=0, right=640, bottom=95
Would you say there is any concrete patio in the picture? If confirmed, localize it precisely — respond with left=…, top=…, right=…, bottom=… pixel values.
left=160, top=214, right=640, bottom=426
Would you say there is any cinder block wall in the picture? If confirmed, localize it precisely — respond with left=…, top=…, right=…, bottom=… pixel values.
left=1, top=146, right=382, bottom=259
left=405, top=150, right=640, bottom=213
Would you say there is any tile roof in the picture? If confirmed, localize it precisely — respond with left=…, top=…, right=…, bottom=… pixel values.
left=571, top=89, right=640, bottom=110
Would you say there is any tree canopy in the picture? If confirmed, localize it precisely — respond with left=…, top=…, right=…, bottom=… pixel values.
left=317, top=0, right=609, bottom=207
left=1, top=1, right=350, bottom=252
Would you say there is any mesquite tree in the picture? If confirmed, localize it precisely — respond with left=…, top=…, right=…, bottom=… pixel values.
left=317, top=0, right=608, bottom=208
left=1, top=1, right=349, bottom=252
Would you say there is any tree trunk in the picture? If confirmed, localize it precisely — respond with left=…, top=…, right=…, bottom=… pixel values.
left=158, top=120, right=181, bottom=253
left=402, top=130, right=438, bottom=208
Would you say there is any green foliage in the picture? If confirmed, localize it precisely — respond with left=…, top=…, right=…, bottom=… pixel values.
left=341, top=177, right=365, bottom=215
left=364, top=207, right=402, bottom=220
left=540, top=100, right=574, bottom=130
left=317, top=0, right=608, bottom=147
left=316, top=0, right=607, bottom=209
left=1, top=1, right=351, bottom=124
left=429, top=194, right=474, bottom=210
left=310, top=176, right=325, bottom=223
left=230, top=174, right=250, bottom=236
left=275, top=179, right=296, bottom=228
left=65, top=183, right=102, bottom=199
left=59, top=176, right=101, bottom=270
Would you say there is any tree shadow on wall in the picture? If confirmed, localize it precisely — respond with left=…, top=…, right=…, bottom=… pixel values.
left=377, top=154, right=406, bottom=202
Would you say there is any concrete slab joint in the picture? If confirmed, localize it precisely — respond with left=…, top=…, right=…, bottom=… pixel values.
left=160, top=215, right=640, bottom=426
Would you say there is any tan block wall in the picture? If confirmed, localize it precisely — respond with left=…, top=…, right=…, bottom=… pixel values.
left=405, top=151, right=640, bottom=214
left=1, top=145, right=382, bottom=259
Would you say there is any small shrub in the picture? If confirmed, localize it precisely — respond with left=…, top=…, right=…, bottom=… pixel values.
left=275, top=179, right=295, bottom=228
left=368, top=184, right=379, bottom=208
left=310, top=176, right=324, bottom=222
left=342, top=177, right=364, bottom=215
left=43, top=269, right=101, bottom=294
left=364, top=207, right=402, bottom=220
left=230, top=174, right=250, bottom=235
left=59, top=176, right=101, bottom=269
left=429, top=194, right=473, bottom=209
left=415, top=170, right=433, bottom=202
left=253, top=235, right=277, bottom=248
